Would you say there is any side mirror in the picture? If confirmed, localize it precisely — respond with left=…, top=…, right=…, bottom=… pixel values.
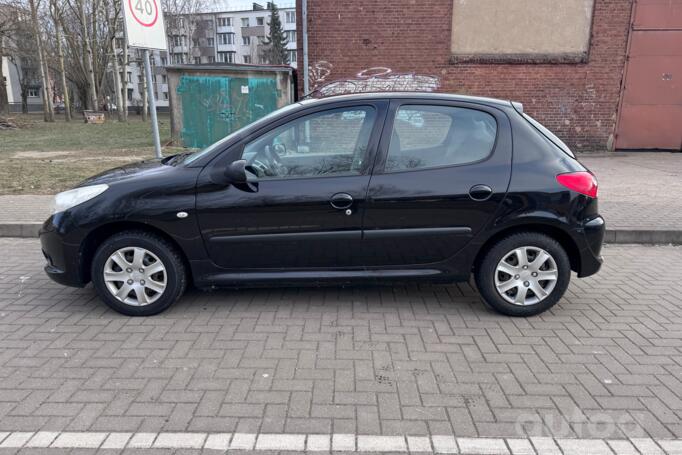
left=225, top=159, right=258, bottom=192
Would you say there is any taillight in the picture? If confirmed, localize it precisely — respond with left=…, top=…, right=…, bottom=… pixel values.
left=556, top=171, right=598, bottom=198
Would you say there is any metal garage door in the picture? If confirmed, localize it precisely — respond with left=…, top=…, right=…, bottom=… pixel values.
left=616, top=0, right=682, bottom=150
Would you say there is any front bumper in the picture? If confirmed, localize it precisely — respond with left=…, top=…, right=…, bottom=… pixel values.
left=576, top=215, right=605, bottom=278
left=40, top=215, right=87, bottom=287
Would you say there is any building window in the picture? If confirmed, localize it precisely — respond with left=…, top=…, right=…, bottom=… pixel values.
left=243, top=55, right=251, bottom=64
left=285, top=11, right=295, bottom=23
left=285, top=30, right=296, bottom=43
left=161, top=57, right=168, bottom=65
left=163, top=92, right=168, bottom=100
left=162, top=74, right=167, bottom=83
left=217, top=33, right=234, bottom=45
left=127, top=72, right=132, bottom=83
left=287, top=50, right=297, bottom=63
left=241, top=17, right=249, bottom=27
left=207, top=37, right=214, bottom=47
left=194, top=57, right=201, bottom=64
left=192, top=38, right=199, bottom=47
left=28, top=88, right=40, bottom=97
left=172, top=35, right=186, bottom=47
left=242, top=36, right=250, bottom=45
left=217, top=51, right=235, bottom=63
left=256, top=16, right=264, bottom=25
left=208, top=56, right=215, bottom=63
left=217, top=17, right=231, bottom=27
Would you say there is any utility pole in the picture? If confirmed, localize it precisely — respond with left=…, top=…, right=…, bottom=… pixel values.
left=143, top=49, right=162, bottom=159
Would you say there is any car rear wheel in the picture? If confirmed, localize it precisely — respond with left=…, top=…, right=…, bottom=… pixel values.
left=474, top=232, right=571, bottom=316
left=91, top=230, right=187, bottom=316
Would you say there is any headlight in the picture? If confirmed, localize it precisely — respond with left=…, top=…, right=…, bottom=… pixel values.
left=53, top=184, right=109, bottom=214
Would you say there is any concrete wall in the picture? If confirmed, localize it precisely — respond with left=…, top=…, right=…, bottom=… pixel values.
left=297, top=0, right=633, bottom=151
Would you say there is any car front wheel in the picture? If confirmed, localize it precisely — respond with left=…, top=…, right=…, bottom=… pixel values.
left=475, top=232, right=571, bottom=317
left=91, top=230, right=187, bottom=316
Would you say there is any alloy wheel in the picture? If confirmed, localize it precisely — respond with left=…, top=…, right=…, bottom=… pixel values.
left=103, top=247, right=167, bottom=306
left=494, top=246, right=558, bottom=306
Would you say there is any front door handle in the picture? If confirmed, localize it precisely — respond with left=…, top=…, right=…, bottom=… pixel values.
left=469, top=184, right=493, bottom=201
left=330, top=193, right=353, bottom=210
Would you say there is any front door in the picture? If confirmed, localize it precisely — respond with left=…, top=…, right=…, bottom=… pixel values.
left=361, top=100, right=512, bottom=267
left=196, top=101, right=387, bottom=269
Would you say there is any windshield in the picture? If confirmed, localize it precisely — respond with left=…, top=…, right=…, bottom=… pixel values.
left=522, top=113, right=575, bottom=158
left=183, top=102, right=303, bottom=165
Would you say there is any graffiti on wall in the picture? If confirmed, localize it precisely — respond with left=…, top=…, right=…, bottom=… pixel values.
left=307, top=61, right=440, bottom=98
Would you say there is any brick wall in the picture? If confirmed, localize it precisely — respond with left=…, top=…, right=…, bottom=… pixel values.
left=296, top=0, right=634, bottom=151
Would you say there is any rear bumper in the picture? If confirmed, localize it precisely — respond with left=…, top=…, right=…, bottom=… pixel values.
left=576, top=215, right=605, bottom=278
left=39, top=216, right=87, bottom=288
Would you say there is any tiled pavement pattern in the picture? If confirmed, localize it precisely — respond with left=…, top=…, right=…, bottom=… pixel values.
left=1, top=239, right=682, bottom=454
left=2, top=152, right=682, bottom=233
left=579, top=152, right=682, bottom=231
left=0, top=195, right=52, bottom=223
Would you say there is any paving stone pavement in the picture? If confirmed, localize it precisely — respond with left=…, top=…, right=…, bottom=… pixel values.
left=0, top=239, right=682, bottom=454
left=579, top=152, right=682, bottom=231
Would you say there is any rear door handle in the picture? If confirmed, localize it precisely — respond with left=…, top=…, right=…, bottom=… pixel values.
left=469, top=184, right=493, bottom=201
left=330, top=193, right=354, bottom=210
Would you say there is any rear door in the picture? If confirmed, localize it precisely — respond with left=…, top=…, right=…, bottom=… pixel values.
left=361, top=99, right=512, bottom=267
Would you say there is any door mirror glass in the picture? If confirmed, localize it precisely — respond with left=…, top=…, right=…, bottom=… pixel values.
left=225, top=159, right=258, bottom=192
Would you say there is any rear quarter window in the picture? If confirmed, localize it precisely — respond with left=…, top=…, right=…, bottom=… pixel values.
left=386, top=105, right=497, bottom=172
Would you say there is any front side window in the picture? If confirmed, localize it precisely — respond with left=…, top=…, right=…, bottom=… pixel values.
left=242, top=107, right=376, bottom=180
left=385, top=105, right=496, bottom=172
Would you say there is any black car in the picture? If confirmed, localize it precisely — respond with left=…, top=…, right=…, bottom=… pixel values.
left=40, top=93, right=604, bottom=317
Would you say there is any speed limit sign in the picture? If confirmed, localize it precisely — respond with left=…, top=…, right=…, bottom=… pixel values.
left=123, top=0, right=166, bottom=49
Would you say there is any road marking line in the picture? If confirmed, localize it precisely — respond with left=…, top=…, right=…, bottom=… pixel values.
left=0, top=431, right=676, bottom=453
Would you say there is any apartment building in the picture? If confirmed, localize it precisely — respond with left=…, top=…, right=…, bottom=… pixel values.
left=122, top=2, right=296, bottom=110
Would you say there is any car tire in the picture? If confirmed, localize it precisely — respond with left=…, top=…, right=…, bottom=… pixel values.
left=474, top=232, right=571, bottom=317
left=91, top=230, right=187, bottom=316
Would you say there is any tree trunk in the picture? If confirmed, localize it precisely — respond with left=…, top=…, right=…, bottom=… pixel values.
left=53, top=1, right=71, bottom=121
left=29, top=0, right=55, bottom=122
left=111, top=40, right=124, bottom=122
left=79, top=0, right=98, bottom=110
left=121, top=43, right=128, bottom=121
left=21, top=88, right=28, bottom=114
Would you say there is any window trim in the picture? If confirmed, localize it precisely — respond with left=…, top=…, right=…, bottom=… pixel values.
left=239, top=105, right=380, bottom=182
left=374, top=100, right=501, bottom=176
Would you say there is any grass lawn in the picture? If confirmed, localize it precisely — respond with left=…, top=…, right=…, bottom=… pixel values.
left=0, top=113, right=179, bottom=195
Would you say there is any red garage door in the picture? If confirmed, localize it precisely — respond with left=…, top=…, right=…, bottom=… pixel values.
left=616, top=0, right=682, bottom=150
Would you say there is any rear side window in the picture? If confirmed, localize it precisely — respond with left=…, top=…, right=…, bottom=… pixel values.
left=385, top=105, right=497, bottom=173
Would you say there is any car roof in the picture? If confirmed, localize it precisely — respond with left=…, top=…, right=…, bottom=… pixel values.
left=298, top=92, right=514, bottom=109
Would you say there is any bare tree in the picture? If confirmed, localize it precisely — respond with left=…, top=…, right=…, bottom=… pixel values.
left=51, top=0, right=71, bottom=120
left=28, top=0, right=55, bottom=121
left=0, top=2, right=21, bottom=115
left=6, top=12, right=41, bottom=114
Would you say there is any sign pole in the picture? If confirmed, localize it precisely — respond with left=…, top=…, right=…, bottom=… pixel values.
left=143, top=48, right=162, bottom=159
